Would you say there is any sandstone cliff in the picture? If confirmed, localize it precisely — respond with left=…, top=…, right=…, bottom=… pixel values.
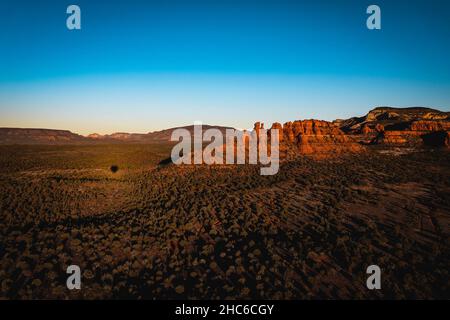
left=256, top=120, right=364, bottom=156
left=372, top=120, right=450, bottom=147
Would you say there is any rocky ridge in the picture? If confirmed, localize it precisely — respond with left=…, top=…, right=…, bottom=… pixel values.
left=256, top=120, right=364, bottom=156
left=335, top=107, right=450, bottom=147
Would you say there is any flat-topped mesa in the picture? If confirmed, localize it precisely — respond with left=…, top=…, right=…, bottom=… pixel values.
left=0, top=128, right=89, bottom=145
left=262, top=119, right=364, bottom=155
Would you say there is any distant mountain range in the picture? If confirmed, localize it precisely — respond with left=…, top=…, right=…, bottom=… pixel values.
left=0, top=125, right=234, bottom=145
left=87, top=125, right=234, bottom=143
left=1, top=107, right=448, bottom=148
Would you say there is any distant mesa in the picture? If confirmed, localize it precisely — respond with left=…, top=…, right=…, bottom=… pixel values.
left=336, top=106, right=449, bottom=134
left=335, top=106, right=450, bottom=148
left=0, top=128, right=89, bottom=145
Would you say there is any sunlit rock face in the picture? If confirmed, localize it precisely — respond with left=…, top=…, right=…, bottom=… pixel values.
left=260, top=119, right=364, bottom=156
left=371, top=120, right=450, bottom=147
left=335, top=107, right=450, bottom=148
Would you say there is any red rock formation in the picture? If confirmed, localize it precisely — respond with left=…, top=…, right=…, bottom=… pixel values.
left=372, top=120, right=450, bottom=147
left=268, top=122, right=283, bottom=146
left=253, top=122, right=264, bottom=134
left=336, top=107, right=450, bottom=148
left=265, top=120, right=364, bottom=156
left=338, top=107, right=448, bottom=134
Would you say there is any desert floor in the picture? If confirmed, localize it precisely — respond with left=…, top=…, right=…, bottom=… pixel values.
left=0, top=144, right=449, bottom=299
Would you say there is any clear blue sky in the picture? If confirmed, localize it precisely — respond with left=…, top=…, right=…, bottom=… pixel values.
left=0, top=0, right=449, bottom=134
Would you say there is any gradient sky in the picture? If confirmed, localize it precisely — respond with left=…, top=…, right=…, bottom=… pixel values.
left=0, top=0, right=449, bottom=134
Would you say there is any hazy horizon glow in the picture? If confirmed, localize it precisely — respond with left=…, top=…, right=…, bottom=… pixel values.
left=1, top=0, right=450, bottom=134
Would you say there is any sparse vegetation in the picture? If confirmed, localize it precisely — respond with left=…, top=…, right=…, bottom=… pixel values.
left=0, top=144, right=449, bottom=299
